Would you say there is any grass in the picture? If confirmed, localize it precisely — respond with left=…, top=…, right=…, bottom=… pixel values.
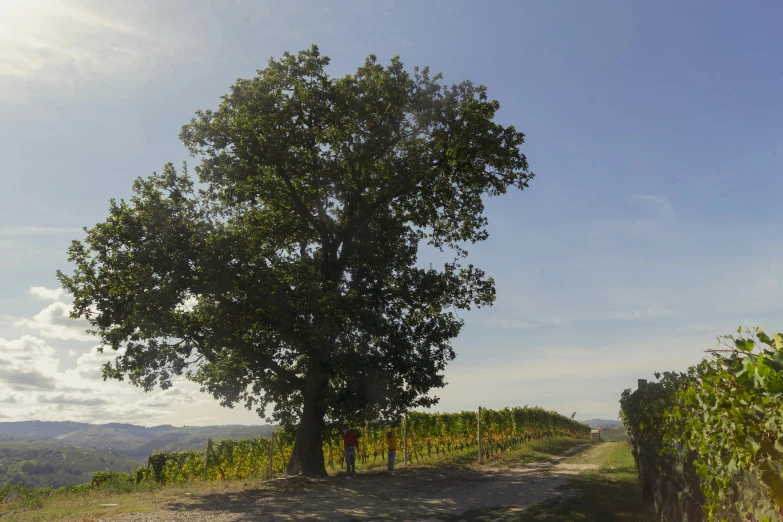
left=445, top=441, right=655, bottom=522
left=0, top=476, right=278, bottom=522
left=599, top=426, right=628, bottom=442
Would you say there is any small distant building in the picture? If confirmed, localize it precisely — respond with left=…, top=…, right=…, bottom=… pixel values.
left=590, top=428, right=602, bottom=442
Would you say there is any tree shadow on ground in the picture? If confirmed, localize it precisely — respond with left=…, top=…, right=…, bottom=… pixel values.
left=444, top=444, right=656, bottom=522
left=161, top=464, right=577, bottom=521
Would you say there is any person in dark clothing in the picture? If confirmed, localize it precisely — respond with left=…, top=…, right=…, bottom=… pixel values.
left=342, top=426, right=359, bottom=478
left=386, top=430, right=397, bottom=472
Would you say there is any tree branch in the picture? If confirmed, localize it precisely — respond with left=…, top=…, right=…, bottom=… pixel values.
left=276, top=165, right=328, bottom=238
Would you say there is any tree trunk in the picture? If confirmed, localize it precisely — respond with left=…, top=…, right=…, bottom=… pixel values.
left=285, top=377, right=328, bottom=477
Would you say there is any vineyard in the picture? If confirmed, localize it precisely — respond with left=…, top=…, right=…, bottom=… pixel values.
left=620, top=326, right=783, bottom=522
left=0, top=406, right=588, bottom=503
left=137, top=406, right=588, bottom=484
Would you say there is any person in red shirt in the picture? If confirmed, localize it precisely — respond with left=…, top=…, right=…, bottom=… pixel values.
left=342, top=425, right=359, bottom=478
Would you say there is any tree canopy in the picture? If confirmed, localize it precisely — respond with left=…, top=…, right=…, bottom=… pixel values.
left=58, top=45, right=534, bottom=475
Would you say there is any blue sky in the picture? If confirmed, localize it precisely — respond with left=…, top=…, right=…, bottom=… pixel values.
left=0, top=0, right=781, bottom=426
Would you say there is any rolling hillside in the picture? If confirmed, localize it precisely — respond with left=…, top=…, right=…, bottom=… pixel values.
left=0, top=422, right=276, bottom=456
left=54, top=423, right=277, bottom=459
left=0, top=421, right=277, bottom=488
left=0, top=441, right=142, bottom=489
left=0, top=421, right=91, bottom=440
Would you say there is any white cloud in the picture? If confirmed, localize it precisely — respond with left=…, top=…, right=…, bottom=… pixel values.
left=680, top=323, right=723, bottom=335
left=437, top=334, right=712, bottom=419
left=608, top=307, right=677, bottom=320
left=0, top=276, right=282, bottom=425
left=0, top=337, right=261, bottom=426
left=182, top=416, right=220, bottom=426
left=176, top=294, right=199, bottom=313
left=0, top=0, right=199, bottom=104
left=480, top=317, right=532, bottom=329
left=69, top=346, right=122, bottom=381
left=0, top=336, right=61, bottom=391
left=3, top=301, right=227, bottom=424
left=37, top=393, right=108, bottom=407
left=15, top=301, right=93, bottom=342
left=29, top=286, right=65, bottom=301
left=752, top=259, right=780, bottom=289
left=0, top=226, right=83, bottom=236
left=633, top=194, right=676, bottom=221
left=0, top=394, right=21, bottom=404
left=706, top=172, right=734, bottom=183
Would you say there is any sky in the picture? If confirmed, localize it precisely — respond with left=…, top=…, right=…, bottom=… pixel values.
left=0, top=0, right=781, bottom=426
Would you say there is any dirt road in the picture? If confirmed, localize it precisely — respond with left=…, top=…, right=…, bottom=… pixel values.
left=109, top=444, right=598, bottom=522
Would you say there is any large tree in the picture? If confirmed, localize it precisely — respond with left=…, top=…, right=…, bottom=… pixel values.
left=58, top=46, right=533, bottom=476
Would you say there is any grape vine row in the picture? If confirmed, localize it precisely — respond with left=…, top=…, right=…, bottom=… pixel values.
left=109, top=406, right=588, bottom=485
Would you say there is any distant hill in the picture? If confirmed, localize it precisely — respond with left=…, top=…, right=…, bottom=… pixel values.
left=0, top=421, right=91, bottom=440
left=582, top=419, right=623, bottom=429
left=0, top=421, right=277, bottom=489
left=0, top=440, right=142, bottom=489
left=0, top=421, right=277, bottom=460
left=598, top=426, right=627, bottom=442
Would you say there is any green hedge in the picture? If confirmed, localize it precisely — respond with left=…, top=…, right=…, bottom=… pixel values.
left=620, top=326, right=783, bottom=521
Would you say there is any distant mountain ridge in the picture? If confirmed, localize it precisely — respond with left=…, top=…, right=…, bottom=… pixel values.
left=582, top=419, right=623, bottom=429
left=0, top=421, right=91, bottom=439
left=0, top=421, right=277, bottom=459
left=0, top=421, right=278, bottom=489
left=0, top=439, right=142, bottom=490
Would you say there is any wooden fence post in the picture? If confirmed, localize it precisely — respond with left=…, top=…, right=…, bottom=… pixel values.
left=268, top=433, right=274, bottom=477
left=403, top=411, right=409, bottom=466
left=477, top=406, right=483, bottom=464
left=203, top=438, right=211, bottom=481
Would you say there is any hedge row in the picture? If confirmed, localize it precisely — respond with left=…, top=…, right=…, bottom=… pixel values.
left=620, top=327, right=783, bottom=522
